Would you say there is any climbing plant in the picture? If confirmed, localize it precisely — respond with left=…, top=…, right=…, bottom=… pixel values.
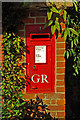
left=44, top=0, right=80, bottom=75
left=2, top=33, right=26, bottom=119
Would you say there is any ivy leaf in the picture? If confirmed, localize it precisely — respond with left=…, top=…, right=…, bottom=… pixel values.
left=69, top=28, right=79, bottom=36
left=47, top=10, right=52, bottom=20
left=43, top=20, right=53, bottom=29
left=50, top=6, right=58, bottom=13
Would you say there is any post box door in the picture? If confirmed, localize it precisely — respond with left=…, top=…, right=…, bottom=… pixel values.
left=29, top=45, right=52, bottom=91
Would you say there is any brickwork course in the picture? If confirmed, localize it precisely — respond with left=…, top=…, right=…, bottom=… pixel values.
left=17, top=6, right=66, bottom=119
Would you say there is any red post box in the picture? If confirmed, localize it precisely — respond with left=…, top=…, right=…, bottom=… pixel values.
left=26, top=32, right=55, bottom=93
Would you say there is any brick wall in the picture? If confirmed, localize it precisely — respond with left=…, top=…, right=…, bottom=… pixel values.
left=18, top=10, right=65, bottom=120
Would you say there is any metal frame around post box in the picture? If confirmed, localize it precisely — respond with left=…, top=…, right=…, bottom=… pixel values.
left=26, top=24, right=55, bottom=93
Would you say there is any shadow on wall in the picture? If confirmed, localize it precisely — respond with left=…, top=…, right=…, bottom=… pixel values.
left=65, top=57, right=80, bottom=120
left=19, top=96, right=58, bottom=120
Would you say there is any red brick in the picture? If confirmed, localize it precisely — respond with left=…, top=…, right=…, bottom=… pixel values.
left=36, top=17, right=45, bottom=23
left=57, top=112, right=65, bottom=117
left=43, top=100, right=50, bottom=104
left=57, top=68, right=65, bottom=74
left=23, top=18, right=34, bottom=23
left=46, top=93, right=65, bottom=99
left=48, top=105, right=65, bottom=111
left=35, top=94, right=45, bottom=99
left=56, top=81, right=65, bottom=86
left=57, top=49, right=65, bottom=55
left=56, top=75, right=65, bottom=80
left=57, top=100, right=65, bottom=105
left=57, top=56, right=65, bottom=61
left=56, top=36, right=64, bottom=42
left=57, top=62, right=65, bottom=67
left=23, top=94, right=35, bottom=99
left=50, top=112, right=56, bottom=118
left=18, top=25, right=24, bottom=30
left=57, top=43, right=65, bottom=49
left=30, top=11, right=47, bottom=17
left=56, top=87, right=65, bottom=92
left=51, top=100, right=56, bottom=104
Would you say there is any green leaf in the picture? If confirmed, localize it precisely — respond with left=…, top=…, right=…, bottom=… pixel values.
left=55, top=21, right=60, bottom=32
left=73, top=2, right=78, bottom=11
left=71, top=19, right=74, bottom=24
left=64, top=29, right=67, bottom=41
left=47, top=10, right=52, bottom=20
left=66, top=51, right=69, bottom=59
left=64, top=50, right=67, bottom=58
left=2, top=116, right=6, bottom=118
left=75, top=67, right=79, bottom=75
left=67, top=18, right=69, bottom=25
left=69, top=49, right=72, bottom=57
left=67, top=28, right=70, bottom=37
left=20, top=93, right=24, bottom=97
left=51, top=25, right=56, bottom=34
left=71, top=41, right=74, bottom=48
left=50, top=6, right=58, bottom=13
left=63, top=10, right=67, bottom=20
left=21, top=101, right=26, bottom=105
left=58, top=9, right=62, bottom=15
left=43, top=20, right=53, bottom=29
left=19, top=113, right=22, bottom=115
left=69, top=28, right=79, bottom=36
left=74, top=38, right=77, bottom=46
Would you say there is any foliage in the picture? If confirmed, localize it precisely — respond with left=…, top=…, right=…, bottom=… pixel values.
left=2, top=33, right=26, bottom=119
left=20, top=96, right=57, bottom=120
left=45, top=0, right=80, bottom=75
left=2, top=2, right=27, bottom=33
left=65, top=1, right=80, bottom=76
